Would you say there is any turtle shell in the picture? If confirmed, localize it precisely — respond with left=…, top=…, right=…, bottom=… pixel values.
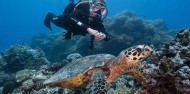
left=43, top=54, right=115, bottom=88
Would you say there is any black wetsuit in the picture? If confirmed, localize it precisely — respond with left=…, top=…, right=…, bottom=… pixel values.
left=45, top=2, right=110, bottom=49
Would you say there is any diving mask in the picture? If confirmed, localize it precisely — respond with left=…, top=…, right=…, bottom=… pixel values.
left=91, top=3, right=107, bottom=15
left=89, top=2, right=107, bottom=17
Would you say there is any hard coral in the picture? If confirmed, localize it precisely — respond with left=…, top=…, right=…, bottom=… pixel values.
left=67, top=53, right=82, bottom=61
left=1, top=44, right=49, bottom=73
left=0, top=73, right=15, bottom=87
left=41, top=60, right=69, bottom=75
left=16, top=69, right=33, bottom=83
left=140, top=27, right=190, bottom=94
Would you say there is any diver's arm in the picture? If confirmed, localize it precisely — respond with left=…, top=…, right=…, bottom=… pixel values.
left=70, top=17, right=89, bottom=30
left=67, top=7, right=107, bottom=41
left=70, top=17, right=106, bottom=41
left=70, top=17, right=98, bottom=35
left=68, top=13, right=100, bottom=34
left=69, top=15, right=95, bottom=34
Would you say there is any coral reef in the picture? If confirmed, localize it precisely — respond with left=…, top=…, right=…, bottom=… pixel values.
left=16, top=69, right=38, bottom=83
left=41, top=60, right=69, bottom=75
left=2, top=10, right=190, bottom=94
left=1, top=44, right=49, bottom=72
left=101, top=11, right=172, bottom=55
left=107, top=75, right=138, bottom=94
left=24, top=87, right=62, bottom=94
left=31, top=32, right=84, bottom=62
left=108, top=86, right=136, bottom=94
left=0, top=73, right=15, bottom=87
left=1, top=53, right=75, bottom=94
left=0, top=44, right=51, bottom=94
left=31, top=10, right=172, bottom=62
left=138, top=27, right=190, bottom=94
left=0, top=55, right=6, bottom=71
left=2, top=80, right=22, bottom=94
left=0, top=87, right=3, bottom=93
left=67, top=53, right=82, bottom=61
left=1, top=69, right=39, bottom=94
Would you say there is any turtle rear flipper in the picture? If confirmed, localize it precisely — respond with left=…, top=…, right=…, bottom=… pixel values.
left=85, top=70, right=107, bottom=94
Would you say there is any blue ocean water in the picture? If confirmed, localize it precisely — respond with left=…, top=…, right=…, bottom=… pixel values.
left=0, top=0, right=190, bottom=50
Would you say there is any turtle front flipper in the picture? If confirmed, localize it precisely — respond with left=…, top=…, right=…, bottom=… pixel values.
left=84, top=69, right=107, bottom=94
left=126, top=63, right=148, bottom=84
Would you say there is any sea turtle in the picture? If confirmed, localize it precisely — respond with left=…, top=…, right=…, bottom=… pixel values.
left=42, top=45, right=153, bottom=93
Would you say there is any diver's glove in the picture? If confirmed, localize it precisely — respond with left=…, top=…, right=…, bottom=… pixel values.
left=87, top=28, right=106, bottom=41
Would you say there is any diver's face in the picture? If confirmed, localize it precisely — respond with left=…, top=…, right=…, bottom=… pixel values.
left=90, top=3, right=107, bottom=17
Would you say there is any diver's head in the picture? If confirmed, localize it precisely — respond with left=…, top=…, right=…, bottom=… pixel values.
left=78, top=0, right=107, bottom=19
left=79, top=0, right=106, bottom=5
left=92, top=0, right=106, bottom=5
left=89, top=0, right=107, bottom=18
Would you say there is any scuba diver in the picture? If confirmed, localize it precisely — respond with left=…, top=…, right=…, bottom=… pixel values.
left=44, top=0, right=110, bottom=49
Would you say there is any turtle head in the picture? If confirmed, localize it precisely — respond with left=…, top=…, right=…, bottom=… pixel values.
left=120, top=45, right=153, bottom=65
left=125, top=45, right=153, bottom=61
left=106, top=45, right=153, bottom=84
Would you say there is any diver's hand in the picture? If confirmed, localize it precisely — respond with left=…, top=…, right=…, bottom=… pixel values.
left=87, top=28, right=106, bottom=41
left=95, top=32, right=106, bottom=41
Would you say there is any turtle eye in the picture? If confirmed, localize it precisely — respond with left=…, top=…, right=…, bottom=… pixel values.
left=145, top=48, right=150, bottom=52
left=136, top=48, right=142, bottom=53
left=136, top=45, right=145, bottom=53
